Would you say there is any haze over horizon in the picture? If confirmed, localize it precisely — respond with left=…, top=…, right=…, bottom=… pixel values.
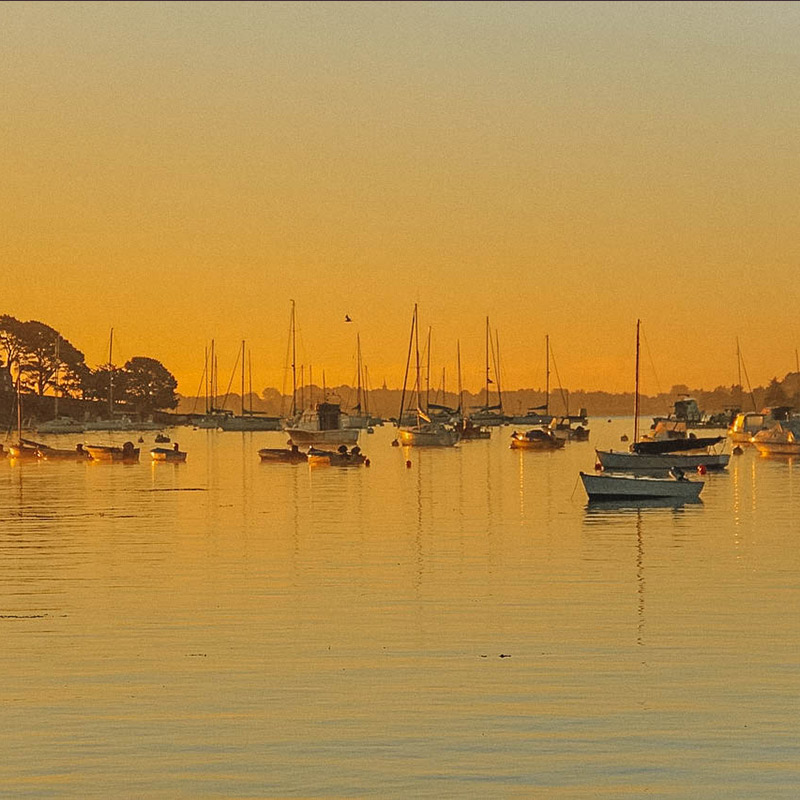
left=3, top=1, right=798, bottom=396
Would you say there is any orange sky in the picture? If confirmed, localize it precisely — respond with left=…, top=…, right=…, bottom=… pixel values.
left=2, top=1, right=799, bottom=395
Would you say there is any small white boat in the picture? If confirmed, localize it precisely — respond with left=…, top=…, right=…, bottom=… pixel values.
left=398, top=421, right=460, bottom=447
left=579, top=470, right=704, bottom=500
left=751, top=424, right=800, bottom=456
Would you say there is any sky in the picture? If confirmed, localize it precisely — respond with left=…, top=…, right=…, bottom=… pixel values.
left=2, top=1, right=799, bottom=396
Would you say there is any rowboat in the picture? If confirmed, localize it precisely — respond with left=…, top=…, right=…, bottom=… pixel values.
left=258, top=447, right=308, bottom=464
left=84, top=442, right=140, bottom=462
left=150, top=447, right=187, bottom=462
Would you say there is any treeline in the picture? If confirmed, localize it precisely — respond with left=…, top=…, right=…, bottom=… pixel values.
left=0, top=315, right=178, bottom=420
left=176, top=373, right=800, bottom=419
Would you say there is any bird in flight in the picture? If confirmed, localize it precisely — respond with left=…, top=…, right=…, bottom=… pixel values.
left=345, top=314, right=352, bottom=322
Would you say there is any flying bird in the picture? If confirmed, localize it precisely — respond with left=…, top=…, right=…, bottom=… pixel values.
left=345, top=314, right=352, bottom=322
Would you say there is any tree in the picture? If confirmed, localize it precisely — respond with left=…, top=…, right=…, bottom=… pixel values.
left=764, top=377, right=789, bottom=407
left=0, top=316, right=86, bottom=397
left=121, top=357, right=178, bottom=415
left=18, top=320, right=86, bottom=396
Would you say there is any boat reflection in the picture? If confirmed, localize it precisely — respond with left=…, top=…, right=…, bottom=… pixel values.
left=584, top=495, right=704, bottom=514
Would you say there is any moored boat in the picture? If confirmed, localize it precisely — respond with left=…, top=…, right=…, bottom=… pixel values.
left=307, top=445, right=368, bottom=466
left=509, top=428, right=565, bottom=450
left=397, top=420, right=461, bottom=447
left=751, top=424, right=800, bottom=456
left=38, top=443, right=92, bottom=461
left=84, top=442, right=140, bottom=462
left=258, top=446, right=308, bottom=463
left=284, top=401, right=359, bottom=447
left=150, top=446, right=187, bottom=462
left=579, top=469, right=704, bottom=500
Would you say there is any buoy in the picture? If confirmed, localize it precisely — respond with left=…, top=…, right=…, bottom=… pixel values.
left=365, top=459, right=371, bottom=467
left=733, top=445, right=743, bottom=455
left=620, top=434, right=629, bottom=442
left=697, top=464, right=707, bottom=475
left=391, top=439, right=399, bottom=447
left=594, top=462, right=602, bottom=471
left=406, top=460, right=412, bottom=469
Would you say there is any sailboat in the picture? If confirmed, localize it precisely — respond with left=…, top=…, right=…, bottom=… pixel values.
left=282, top=301, right=359, bottom=447
left=595, top=321, right=728, bottom=473
left=469, top=317, right=506, bottom=426
left=395, top=305, right=460, bottom=447
left=219, top=341, right=282, bottom=431
left=6, top=371, right=40, bottom=459
left=507, top=335, right=554, bottom=426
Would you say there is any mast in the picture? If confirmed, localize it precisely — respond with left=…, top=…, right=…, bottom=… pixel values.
left=356, top=333, right=363, bottom=412
left=485, top=316, right=490, bottom=408
left=493, top=328, right=504, bottom=413
left=16, top=370, right=22, bottom=442
left=457, top=340, right=463, bottom=416
left=300, top=365, right=305, bottom=411
left=397, top=303, right=417, bottom=429
left=424, top=326, right=432, bottom=413
left=241, top=339, right=246, bottom=416
left=415, top=311, right=422, bottom=417
left=204, top=345, right=209, bottom=414
left=108, top=327, right=114, bottom=418
left=248, top=348, right=253, bottom=416
left=290, top=301, right=297, bottom=416
left=736, top=337, right=743, bottom=409
left=53, top=336, right=60, bottom=420
left=634, top=319, right=641, bottom=444
left=545, top=334, right=550, bottom=416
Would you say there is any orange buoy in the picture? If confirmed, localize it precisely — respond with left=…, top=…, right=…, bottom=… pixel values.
left=406, top=460, right=412, bottom=469
left=697, top=464, right=707, bottom=475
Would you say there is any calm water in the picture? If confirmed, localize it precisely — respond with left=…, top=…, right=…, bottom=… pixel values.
left=0, top=419, right=797, bottom=798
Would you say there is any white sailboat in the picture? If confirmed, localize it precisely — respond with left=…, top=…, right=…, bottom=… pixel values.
left=595, top=320, right=728, bottom=474
left=395, top=304, right=460, bottom=447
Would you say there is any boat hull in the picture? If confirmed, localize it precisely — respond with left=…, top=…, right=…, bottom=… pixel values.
left=580, top=471, right=704, bottom=500
left=258, top=448, right=308, bottom=463
left=398, top=427, right=460, bottom=447
left=84, top=445, right=140, bottom=462
left=150, top=448, right=187, bottom=462
left=596, top=449, right=729, bottom=472
left=285, top=428, right=360, bottom=446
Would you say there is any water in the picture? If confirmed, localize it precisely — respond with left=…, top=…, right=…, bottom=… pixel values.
left=0, top=419, right=797, bottom=798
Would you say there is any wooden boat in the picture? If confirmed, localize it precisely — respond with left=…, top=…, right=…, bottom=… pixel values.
left=38, top=443, right=92, bottom=461
left=6, top=440, right=41, bottom=459
left=509, top=428, right=565, bottom=450
left=307, top=445, right=367, bottom=467
left=84, top=442, right=140, bottom=462
left=258, top=446, right=308, bottom=463
left=580, top=469, right=704, bottom=500
left=150, top=446, right=187, bottom=462
left=751, top=424, right=800, bottom=456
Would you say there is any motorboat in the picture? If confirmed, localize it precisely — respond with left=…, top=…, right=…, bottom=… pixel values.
left=150, top=446, right=187, bottom=463
left=307, top=445, right=368, bottom=466
left=84, top=442, right=140, bottom=462
left=751, top=424, right=800, bottom=456
left=549, top=414, right=590, bottom=441
left=258, top=446, right=308, bottom=464
left=579, top=469, right=704, bottom=500
left=728, top=407, right=797, bottom=443
left=284, top=402, right=359, bottom=447
left=509, top=428, right=565, bottom=450
left=6, top=439, right=42, bottom=459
